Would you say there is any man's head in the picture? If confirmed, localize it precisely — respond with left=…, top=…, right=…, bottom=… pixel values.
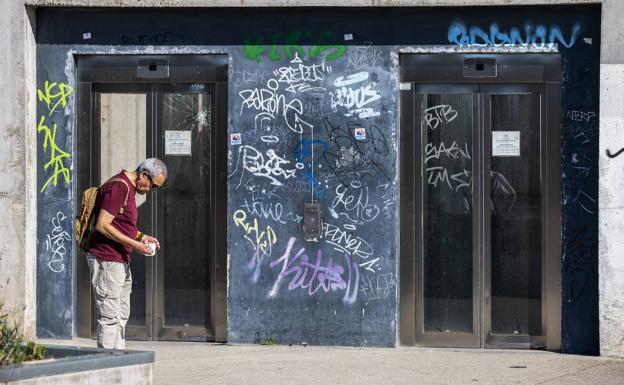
left=136, top=158, right=168, bottom=195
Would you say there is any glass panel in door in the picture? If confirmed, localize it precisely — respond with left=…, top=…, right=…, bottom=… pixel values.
left=156, top=87, right=213, bottom=340
left=98, top=92, right=152, bottom=339
left=415, top=87, right=479, bottom=347
left=487, top=91, right=543, bottom=339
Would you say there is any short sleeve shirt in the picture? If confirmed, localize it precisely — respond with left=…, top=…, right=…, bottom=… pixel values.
left=88, top=171, right=137, bottom=263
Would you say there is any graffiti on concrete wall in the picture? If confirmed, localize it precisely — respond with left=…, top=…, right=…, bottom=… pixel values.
left=37, top=80, right=73, bottom=193
left=32, top=4, right=600, bottom=349
left=559, top=51, right=600, bottom=354
left=45, top=211, right=71, bottom=273
left=606, top=148, right=624, bottom=158
left=229, top=43, right=396, bottom=318
left=243, top=31, right=346, bottom=62
left=448, top=21, right=582, bottom=48
left=563, top=105, right=598, bottom=300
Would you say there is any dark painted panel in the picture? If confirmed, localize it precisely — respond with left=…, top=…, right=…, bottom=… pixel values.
left=560, top=52, right=600, bottom=354
left=37, top=6, right=592, bottom=48
left=226, top=47, right=397, bottom=347
left=36, top=45, right=75, bottom=338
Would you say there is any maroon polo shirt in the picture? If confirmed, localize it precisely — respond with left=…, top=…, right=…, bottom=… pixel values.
left=88, top=171, right=138, bottom=264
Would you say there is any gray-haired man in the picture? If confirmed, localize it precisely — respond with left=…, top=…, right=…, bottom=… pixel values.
left=86, top=158, right=167, bottom=349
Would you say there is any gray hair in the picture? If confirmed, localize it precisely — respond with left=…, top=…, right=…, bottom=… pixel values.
left=137, top=158, right=168, bottom=179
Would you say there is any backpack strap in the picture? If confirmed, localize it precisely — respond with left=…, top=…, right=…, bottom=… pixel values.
left=103, top=177, right=131, bottom=214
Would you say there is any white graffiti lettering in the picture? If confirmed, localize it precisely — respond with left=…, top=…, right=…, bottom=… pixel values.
left=239, top=79, right=312, bottom=134
left=359, top=273, right=396, bottom=300
left=329, top=181, right=380, bottom=225
left=233, top=70, right=268, bottom=87
left=322, top=222, right=374, bottom=261
left=274, top=53, right=331, bottom=93
left=330, top=84, right=381, bottom=111
left=242, top=197, right=287, bottom=224
left=45, top=211, right=70, bottom=273
left=426, top=167, right=473, bottom=192
left=235, top=145, right=298, bottom=187
left=566, top=110, right=596, bottom=122
left=333, top=71, right=369, bottom=87
left=425, top=141, right=471, bottom=163
left=424, top=104, right=458, bottom=130
left=346, top=44, right=384, bottom=69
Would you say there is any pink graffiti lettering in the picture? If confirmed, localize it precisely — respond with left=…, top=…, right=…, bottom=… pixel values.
left=268, top=237, right=358, bottom=304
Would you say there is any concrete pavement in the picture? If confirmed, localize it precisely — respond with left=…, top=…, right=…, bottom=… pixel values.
left=40, top=339, right=624, bottom=385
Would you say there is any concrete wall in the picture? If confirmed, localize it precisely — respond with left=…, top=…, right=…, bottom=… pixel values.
left=7, top=363, right=153, bottom=385
left=0, top=1, right=37, bottom=338
left=599, top=0, right=624, bottom=358
left=24, top=0, right=601, bottom=6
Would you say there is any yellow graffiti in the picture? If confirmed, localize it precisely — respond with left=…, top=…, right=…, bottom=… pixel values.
left=37, top=81, right=73, bottom=116
left=38, top=116, right=70, bottom=193
left=233, top=209, right=277, bottom=256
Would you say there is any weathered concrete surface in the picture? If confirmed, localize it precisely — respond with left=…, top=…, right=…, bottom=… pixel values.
left=599, top=65, right=624, bottom=358
left=0, top=0, right=37, bottom=338
left=7, top=363, right=153, bottom=385
left=601, top=0, right=623, bottom=64
left=24, top=0, right=600, bottom=7
left=41, top=339, right=624, bottom=385
left=599, top=0, right=624, bottom=358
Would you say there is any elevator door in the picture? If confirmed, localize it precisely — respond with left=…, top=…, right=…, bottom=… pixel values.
left=76, top=55, right=228, bottom=342
left=399, top=54, right=561, bottom=350
left=416, top=84, right=548, bottom=348
left=96, top=84, right=214, bottom=341
left=416, top=85, right=480, bottom=347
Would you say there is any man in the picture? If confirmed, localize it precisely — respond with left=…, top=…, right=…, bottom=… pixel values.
left=86, top=158, right=167, bottom=350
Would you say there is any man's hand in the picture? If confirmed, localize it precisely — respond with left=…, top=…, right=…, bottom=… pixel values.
left=141, top=234, right=160, bottom=249
left=133, top=240, right=153, bottom=255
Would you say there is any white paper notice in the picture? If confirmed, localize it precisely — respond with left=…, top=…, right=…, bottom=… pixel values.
left=492, top=131, right=520, bottom=157
left=165, top=131, right=192, bottom=156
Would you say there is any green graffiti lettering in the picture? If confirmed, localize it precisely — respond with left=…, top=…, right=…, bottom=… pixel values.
left=242, top=30, right=346, bottom=62
left=310, top=45, right=346, bottom=61
left=37, top=81, right=73, bottom=116
left=243, top=37, right=265, bottom=62
left=38, top=116, right=71, bottom=193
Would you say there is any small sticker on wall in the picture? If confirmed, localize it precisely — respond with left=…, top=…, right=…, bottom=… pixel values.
left=82, top=32, right=92, bottom=40
left=230, top=133, right=242, bottom=146
left=354, top=127, right=366, bottom=141
left=492, top=131, right=520, bottom=157
left=344, top=33, right=354, bottom=41
left=165, top=130, right=192, bottom=156
left=399, top=82, right=412, bottom=91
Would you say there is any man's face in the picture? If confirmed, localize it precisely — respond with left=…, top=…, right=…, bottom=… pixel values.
left=137, top=171, right=165, bottom=195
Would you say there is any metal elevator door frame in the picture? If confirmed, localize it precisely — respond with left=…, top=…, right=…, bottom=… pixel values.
left=75, top=55, right=228, bottom=342
left=399, top=53, right=561, bottom=350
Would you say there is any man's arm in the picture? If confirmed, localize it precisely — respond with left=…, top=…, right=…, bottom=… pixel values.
left=95, top=209, right=151, bottom=255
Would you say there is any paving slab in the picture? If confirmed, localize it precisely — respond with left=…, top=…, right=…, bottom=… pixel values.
left=39, top=339, right=624, bottom=385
